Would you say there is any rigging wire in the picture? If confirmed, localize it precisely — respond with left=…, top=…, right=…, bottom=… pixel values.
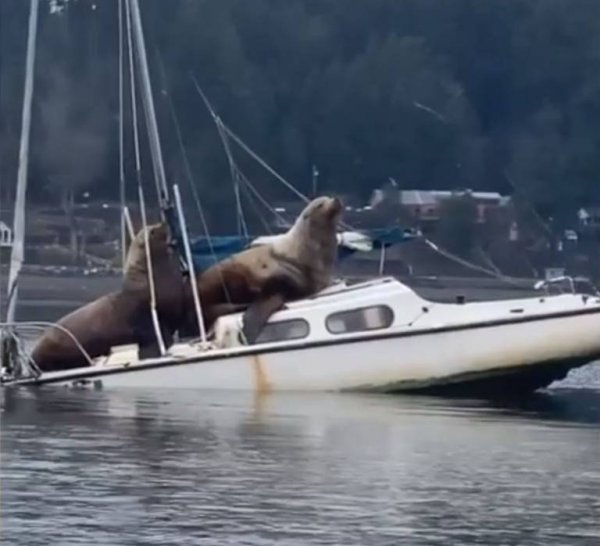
left=190, top=77, right=361, bottom=232
left=423, top=238, right=524, bottom=287
left=152, top=48, right=237, bottom=308
left=219, top=121, right=310, bottom=204
left=5, top=0, right=39, bottom=325
left=189, top=74, right=310, bottom=202
left=152, top=49, right=211, bottom=238
left=124, top=0, right=165, bottom=354
left=238, top=181, right=276, bottom=235
left=188, top=75, right=528, bottom=289
left=504, top=169, right=553, bottom=237
left=214, top=118, right=249, bottom=238
left=128, top=0, right=169, bottom=207
left=125, top=0, right=141, bottom=192
left=237, top=170, right=289, bottom=228
left=118, top=0, right=127, bottom=270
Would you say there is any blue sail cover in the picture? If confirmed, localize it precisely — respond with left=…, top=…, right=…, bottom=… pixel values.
left=188, top=236, right=251, bottom=271
left=164, top=206, right=251, bottom=271
left=165, top=206, right=417, bottom=273
left=336, top=226, right=418, bottom=261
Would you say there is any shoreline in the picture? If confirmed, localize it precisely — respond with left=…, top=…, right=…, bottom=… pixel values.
left=3, top=271, right=543, bottom=321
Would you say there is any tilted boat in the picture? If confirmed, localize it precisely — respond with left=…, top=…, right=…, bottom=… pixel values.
left=5, top=276, right=600, bottom=395
left=3, top=0, right=599, bottom=397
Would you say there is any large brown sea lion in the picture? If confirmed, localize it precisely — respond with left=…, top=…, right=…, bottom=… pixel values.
left=31, top=222, right=186, bottom=372
left=183, top=195, right=343, bottom=344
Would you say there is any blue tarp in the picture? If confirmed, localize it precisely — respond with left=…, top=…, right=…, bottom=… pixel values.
left=165, top=206, right=418, bottom=273
left=188, top=236, right=251, bottom=271
left=337, top=226, right=418, bottom=261
left=164, top=206, right=251, bottom=271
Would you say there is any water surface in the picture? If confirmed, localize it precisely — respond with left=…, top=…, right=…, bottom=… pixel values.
left=2, top=376, right=599, bottom=545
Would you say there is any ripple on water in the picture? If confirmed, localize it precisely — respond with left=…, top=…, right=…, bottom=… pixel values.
left=1, top=382, right=599, bottom=545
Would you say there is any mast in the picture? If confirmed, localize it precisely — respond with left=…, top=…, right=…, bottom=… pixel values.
left=128, top=0, right=170, bottom=207
left=5, top=0, right=39, bottom=323
left=124, top=0, right=166, bottom=355
left=118, top=0, right=127, bottom=270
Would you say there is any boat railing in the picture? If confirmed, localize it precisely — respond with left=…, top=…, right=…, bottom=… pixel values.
left=533, top=276, right=600, bottom=297
left=0, top=321, right=95, bottom=383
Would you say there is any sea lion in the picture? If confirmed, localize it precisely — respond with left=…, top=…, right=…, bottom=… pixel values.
left=30, top=222, right=186, bottom=372
left=183, top=195, right=343, bottom=344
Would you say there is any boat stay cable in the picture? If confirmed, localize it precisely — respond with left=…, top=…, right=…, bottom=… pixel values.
left=190, top=75, right=363, bottom=234
left=5, top=0, right=39, bottom=326
left=192, top=74, right=308, bottom=202
left=128, top=0, right=169, bottom=207
left=189, top=77, right=250, bottom=237
left=125, top=0, right=165, bottom=355
left=238, top=179, right=278, bottom=234
left=214, top=118, right=250, bottom=238
left=152, top=47, right=237, bottom=312
left=118, top=0, right=127, bottom=271
left=172, top=184, right=208, bottom=344
left=162, top=64, right=280, bottom=238
left=188, top=76, right=527, bottom=291
left=423, top=238, right=524, bottom=287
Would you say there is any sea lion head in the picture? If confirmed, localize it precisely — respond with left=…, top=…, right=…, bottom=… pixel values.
left=277, top=195, right=342, bottom=279
left=123, top=222, right=180, bottom=289
left=293, top=195, right=343, bottom=238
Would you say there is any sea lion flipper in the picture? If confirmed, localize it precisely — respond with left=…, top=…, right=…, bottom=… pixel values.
left=240, top=293, right=286, bottom=345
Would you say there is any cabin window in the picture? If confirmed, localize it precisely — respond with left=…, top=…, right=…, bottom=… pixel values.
left=253, top=319, right=310, bottom=344
left=326, top=305, right=394, bottom=334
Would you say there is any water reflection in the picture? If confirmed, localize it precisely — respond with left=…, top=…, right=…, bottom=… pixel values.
left=2, top=386, right=599, bottom=545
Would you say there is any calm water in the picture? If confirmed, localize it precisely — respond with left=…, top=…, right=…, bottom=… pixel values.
left=2, top=371, right=600, bottom=546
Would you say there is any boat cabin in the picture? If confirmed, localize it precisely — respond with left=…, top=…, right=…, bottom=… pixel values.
left=210, top=277, right=407, bottom=348
left=209, top=276, right=600, bottom=350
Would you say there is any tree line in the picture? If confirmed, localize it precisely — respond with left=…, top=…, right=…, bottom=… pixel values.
left=1, top=0, right=600, bottom=233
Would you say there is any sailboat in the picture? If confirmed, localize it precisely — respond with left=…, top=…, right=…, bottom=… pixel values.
left=3, top=0, right=600, bottom=396
left=0, top=0, right=40, bottom=380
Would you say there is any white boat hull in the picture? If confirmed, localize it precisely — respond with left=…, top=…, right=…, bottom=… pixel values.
left=21, top=304, right=600, bottom=396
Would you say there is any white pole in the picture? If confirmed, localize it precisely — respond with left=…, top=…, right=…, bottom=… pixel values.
left=6, top=0, right=39, bottom=324
left=118, top=0, right=127, bottom=271
left=128, top=0, right=170, bottom=205
left=123, top=206, right=135, bottom=241
left=138, top=185, right=166, bottom=356
left=378, top=245, right=386, bottom=276
left=172, top=184, right=208, bottom=345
